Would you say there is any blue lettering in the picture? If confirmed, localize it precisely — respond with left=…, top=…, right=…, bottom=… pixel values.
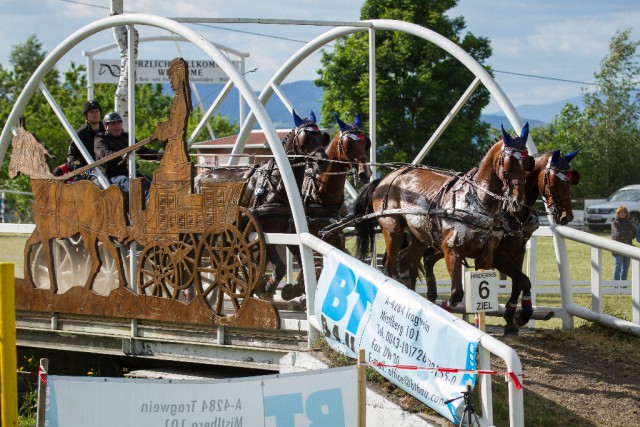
left=321, top=263, right=356, bottom=322
left=306, top=388, right=345, bottom=427
left=346, top=274, right=378, bottom=334
left=264, top=393, right=303, bottom=427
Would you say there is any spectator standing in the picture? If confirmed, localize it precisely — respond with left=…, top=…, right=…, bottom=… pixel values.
left=53, top=100, right=105, bottom=177
left=611, top=205, right=637, bottom=280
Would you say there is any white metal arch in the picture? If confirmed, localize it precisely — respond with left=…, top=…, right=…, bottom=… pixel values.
left=0, top=13, right=319, bottom=308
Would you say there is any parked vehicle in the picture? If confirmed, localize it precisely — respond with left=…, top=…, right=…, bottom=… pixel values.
left=584, top=185, right=640, bottom=230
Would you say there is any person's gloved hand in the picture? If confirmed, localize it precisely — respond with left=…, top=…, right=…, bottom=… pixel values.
left=53, top=164, right=69, bottom=176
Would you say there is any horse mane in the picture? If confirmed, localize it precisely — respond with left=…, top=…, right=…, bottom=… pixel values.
left=9, top=127, right=54, bottom=179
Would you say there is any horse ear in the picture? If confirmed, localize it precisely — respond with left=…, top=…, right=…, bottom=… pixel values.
left=520, top=122, right=529, bottom=142
left=501, top=124, right=512, bottom=145
left=335, top=113, right=347, bottom=131
left=564, top=149, right=580, bottom=163
left=354, top=113, right=362, bottom=130
left=550, top=150, right=561, bottom=166
left=309, top=111, right=317, bottom=124
left=292, top=109, right=303, bottom=127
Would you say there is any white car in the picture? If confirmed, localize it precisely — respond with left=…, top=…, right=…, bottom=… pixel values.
left=584, top=184, right=640, bottom=230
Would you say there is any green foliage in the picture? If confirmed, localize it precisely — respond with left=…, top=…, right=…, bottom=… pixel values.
left=316, top=0, right=493, bottom=170
left=540, top=29, right=640, bottom=198
left=0, top=35, right=237, bottom=206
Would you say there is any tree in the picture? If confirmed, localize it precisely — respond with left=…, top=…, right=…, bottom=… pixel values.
left=548, top=29, right=640, bottom=198
left=316, top=0, right=493, bottom=171
left=0, top=36, right=238, bottom=219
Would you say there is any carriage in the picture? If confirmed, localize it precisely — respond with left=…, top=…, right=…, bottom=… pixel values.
left=11, top=59, right=278, bottom=329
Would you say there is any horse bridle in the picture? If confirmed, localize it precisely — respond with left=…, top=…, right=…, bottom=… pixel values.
left=541, top=164, right=574, bottom=216
left=286, top=122, right=323, bottom=168
left=337, top=130, right=369, bottom=180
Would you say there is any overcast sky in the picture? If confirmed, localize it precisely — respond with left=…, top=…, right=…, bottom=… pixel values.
left=1, top=0, right=639, bottom=114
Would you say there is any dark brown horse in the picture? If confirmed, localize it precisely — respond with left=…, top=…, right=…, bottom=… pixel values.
left=420, top=149, right=580, bottom=331
left=195, top=110, right=329, bottom=296
left=275, top=113, right=373, bottom=299
left=354, top=124, right=533, bottom=309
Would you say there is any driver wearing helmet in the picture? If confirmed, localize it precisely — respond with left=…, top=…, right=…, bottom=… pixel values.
left=94, top=111, right=163, bottom=204
left=53, top=99, right=104, bottom=177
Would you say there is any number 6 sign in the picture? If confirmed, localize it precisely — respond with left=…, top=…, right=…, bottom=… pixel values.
left=464, top=270, right=499, bottom=313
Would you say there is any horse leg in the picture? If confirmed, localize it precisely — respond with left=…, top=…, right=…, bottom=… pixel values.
left=99, top=236, right=126, bottom=290
left=378, top=220, right=405, bottom=279
left=397, top=237, right=427, bottom=291
left=41, top=237, right=58, bottom=295
left=443, top=247, right=464, bottom=310
left=82, top=233, right=102, bottom=290
left=423, top=249, right=443, bottom=303
left=514, top=272, right=533, bottom=328
left=23, top=230, right=41, bottom=288
left=260, top=245, right=286, bottom=297
left=494, top=258, right=523, bottom=334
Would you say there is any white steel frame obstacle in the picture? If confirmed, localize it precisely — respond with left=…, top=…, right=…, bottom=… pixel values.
left=1, top=13, right=637, bottom=426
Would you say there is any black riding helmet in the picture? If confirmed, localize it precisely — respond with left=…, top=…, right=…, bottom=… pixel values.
left=82, top=99, right=102, bottom=116
left=103, top=111, right=123, bottom=124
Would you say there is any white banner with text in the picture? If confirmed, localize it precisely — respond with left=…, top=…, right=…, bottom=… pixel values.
left=45, top=366, right=357, bottom=427
left=314, top=249, right=484, bottom=424
left=92, top=59, right=241, bottom=84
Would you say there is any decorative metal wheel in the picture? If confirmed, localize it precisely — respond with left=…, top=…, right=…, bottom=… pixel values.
left=29, top=238, right=78, bottom=293
left=165, top=233, right=197, bottom=302
left=137, top=243, right=178, bottom=299
left=195, top=215, right=266, bottom=317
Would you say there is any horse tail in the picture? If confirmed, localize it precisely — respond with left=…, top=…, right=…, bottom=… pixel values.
left=354, top=178, right=381, bottom=260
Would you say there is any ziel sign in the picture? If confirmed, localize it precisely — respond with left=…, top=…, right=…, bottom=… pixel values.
left=92, top=59, right=241, bottom=84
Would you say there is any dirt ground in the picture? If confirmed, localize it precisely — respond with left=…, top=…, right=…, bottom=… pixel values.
left=491, top=324, right=640, bottom=427
left=323, top=323, right=640, bottom=427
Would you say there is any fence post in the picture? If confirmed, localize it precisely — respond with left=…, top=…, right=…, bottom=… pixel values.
left=526, top=236, right=538, bottom=328
left=591, top=247, right=602, bottom=313
left=36, top=358, right=48, bottom=427
left=0, top=262, right=18, bottom=427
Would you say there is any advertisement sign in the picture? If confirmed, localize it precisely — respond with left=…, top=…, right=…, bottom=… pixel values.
left=45, top=366, right=357, bottom=427
left=315, top=249, right=483, bottom=424
left=92, top=59, right=241, bottom=84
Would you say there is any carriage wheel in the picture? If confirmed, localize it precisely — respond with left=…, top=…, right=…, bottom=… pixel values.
left=30, top=239, right=78, bottom=293
left=195, top=220, right=264, bottom=317
left=236, top=207, right=267, bottom=291
left=165, top=233, right=197, bottom=302
left=137, top=243, right=178, bottom=299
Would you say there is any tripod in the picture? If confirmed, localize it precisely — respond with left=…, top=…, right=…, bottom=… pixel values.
left=444, top=382, right=482, bottom=427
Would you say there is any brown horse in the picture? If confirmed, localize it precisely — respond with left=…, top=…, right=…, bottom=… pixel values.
left=9, top=128, right=130, bottom=293
left=195, top=110, right=329, bottom=296
left=354, top=124, right=533, bottom=309
left=420, top=149, right=580, bottom=331
left=275, top=113, right=373, bottom=299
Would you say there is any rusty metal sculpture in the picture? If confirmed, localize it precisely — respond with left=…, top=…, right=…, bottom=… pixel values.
left=11, top=57, right=276, bottom=329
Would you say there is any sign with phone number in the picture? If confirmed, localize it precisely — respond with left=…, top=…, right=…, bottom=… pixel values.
left=315, top=249, right=483, bottom=424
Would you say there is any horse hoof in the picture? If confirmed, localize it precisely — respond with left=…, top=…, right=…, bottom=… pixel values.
left=281, top=283, right=295, bottom=301
left=292, top=283, right=305, bottom=298
left=514, top=310, right=532, bottom=328
left=504, top=323, right=519, bottom=335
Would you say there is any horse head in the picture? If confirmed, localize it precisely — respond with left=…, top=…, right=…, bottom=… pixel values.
left=541, top=149, right=580, bottom=225
left=334, top=113, right=372, bottom=183
left=9, top=128, right=53, bottom=179
left=287, top=109, right=329, bottom=173
left=498, top=123, right=533, bottom=213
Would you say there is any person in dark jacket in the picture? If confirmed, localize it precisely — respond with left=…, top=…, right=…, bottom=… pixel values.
left=94, top=112, right=162, bottom=204
left=53, top=99, right=105, bottom=177
left=611, top=205, right=637, bottom=280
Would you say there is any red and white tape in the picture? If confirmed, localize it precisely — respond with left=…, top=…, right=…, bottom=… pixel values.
left=361, top=361, right=523, bottom=389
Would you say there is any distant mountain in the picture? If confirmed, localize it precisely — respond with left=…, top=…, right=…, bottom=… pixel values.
left=483, top=96, right=585, bottom=126
left=175, top=81, right=584, bottom=132
left=169, top=80, right=324, bottom=130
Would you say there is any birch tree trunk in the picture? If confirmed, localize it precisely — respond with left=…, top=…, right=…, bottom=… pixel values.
left=111, top=0, right=138, bottom=130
